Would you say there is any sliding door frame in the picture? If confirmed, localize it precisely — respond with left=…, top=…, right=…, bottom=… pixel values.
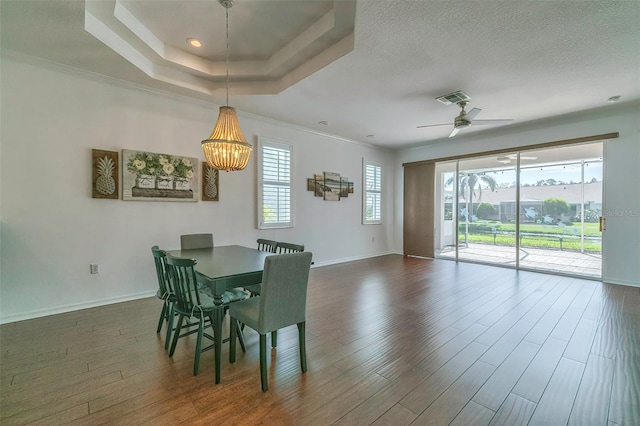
left=402, top=133, right=617, bottom=168
left=403, top=133, right=616, bottom=278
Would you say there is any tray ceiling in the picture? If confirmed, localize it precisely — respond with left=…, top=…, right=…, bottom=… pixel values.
left=1, top=1, right=638, bottom=148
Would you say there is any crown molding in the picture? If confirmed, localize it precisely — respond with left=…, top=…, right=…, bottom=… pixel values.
left=2, top=49, right=389, bottom=152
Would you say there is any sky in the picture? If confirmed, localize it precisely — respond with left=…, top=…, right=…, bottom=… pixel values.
left=446, top=160, right=603, bottom=188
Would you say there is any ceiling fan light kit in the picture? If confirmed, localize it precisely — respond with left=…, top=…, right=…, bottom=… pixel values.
left=418, top=90, right=514, bottom=138
left=201, top=0, right=252, bottom=172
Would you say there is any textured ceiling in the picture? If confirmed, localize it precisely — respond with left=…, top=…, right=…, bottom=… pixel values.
left=1, top=0, right=639, bottom=148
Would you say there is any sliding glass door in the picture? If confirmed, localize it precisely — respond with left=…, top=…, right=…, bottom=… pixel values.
left=435, top=142, right=603, bottom=279
left=456, top=155, right=518, bottom=266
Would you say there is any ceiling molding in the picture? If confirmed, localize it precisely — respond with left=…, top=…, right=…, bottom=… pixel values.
left=84, top=0, right=356, bottom=96
left=2, top=49, right=386, bottom=151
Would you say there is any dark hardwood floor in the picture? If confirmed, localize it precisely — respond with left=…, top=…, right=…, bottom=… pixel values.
left=1, top=255, right=639, bottom=425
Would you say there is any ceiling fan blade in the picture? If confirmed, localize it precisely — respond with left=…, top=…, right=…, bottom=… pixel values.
left=416, top=123, right=452, bottom=129
left=507, top=154, right=537, bottom=160
left=448, top=127, right=461, bottom=138
left=471, top=119, right=514, bottom=126
left=465, top=107, right=482, bottom=121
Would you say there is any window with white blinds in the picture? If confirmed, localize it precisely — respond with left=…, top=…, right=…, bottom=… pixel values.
left=363, top=160, right=382, bottom=224
left=258, top=139, right=292, bottom=229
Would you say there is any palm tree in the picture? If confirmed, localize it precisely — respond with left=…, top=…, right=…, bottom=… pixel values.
left=446, top=171, right=497, bottom=246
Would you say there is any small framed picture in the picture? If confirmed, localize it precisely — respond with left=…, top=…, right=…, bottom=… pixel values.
left=202, top=162, right=219, bottom=201
left=314, top=174, right=324, bottom=197
left=340, top=177, right=349, bottom=198
left=324, top=171, right=340, bottom=201
left=92, top=149, right=119, bottom=199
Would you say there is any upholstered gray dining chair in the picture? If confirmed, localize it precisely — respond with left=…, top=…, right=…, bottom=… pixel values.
left=180, top=233, right=214, bottom=250
left=229, top=251, right=313, bottom=391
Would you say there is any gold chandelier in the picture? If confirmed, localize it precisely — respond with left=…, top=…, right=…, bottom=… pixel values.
left=201, top=0, right=252, bottom=172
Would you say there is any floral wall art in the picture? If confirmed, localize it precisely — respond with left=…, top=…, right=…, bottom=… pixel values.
left=122, top=149, right=198, bottom=201
left=92, top=149, right=119, bottom=199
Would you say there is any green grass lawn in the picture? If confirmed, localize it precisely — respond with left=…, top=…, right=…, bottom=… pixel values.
left=460, top=233, right=601, bottom=252
left=497, top=222, right=601, bottom=236
left=457, top=222, right=602, bottom=252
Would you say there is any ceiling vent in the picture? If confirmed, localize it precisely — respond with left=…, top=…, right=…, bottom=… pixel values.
left=436, top=90, right=471, bottom=105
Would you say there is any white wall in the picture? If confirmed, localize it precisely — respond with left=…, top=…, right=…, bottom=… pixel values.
left=395, top=102, right=640, bottom=287
left=0, top=56, right=396, bottom=323
left=3, top=54, right=637, bottom=324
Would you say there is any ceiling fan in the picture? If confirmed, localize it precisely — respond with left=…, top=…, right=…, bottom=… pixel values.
left=417, top=91, right=513, bottom=138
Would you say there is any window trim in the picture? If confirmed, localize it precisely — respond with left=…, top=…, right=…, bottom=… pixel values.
left=362, top=159, right=382, bottom=225
left=257, top=137, right=293, bottom=229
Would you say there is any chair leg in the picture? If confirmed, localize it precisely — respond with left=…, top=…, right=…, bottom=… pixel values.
left=193, top=316, right=204, bottom=376
left=165, top=303, right=175, bottom=351
left=237, top=321, right=247, bottom=353
left=297, top=322, right=307, bottom=373
left=260, top=334, right=268, bottom=392
left=229, top=317, right=237, bottom=364
left=156, top=302, right=167, bottom=333
left=169, top=314, right=184, bottom=357
left=271, top=330, right=278, bottom=348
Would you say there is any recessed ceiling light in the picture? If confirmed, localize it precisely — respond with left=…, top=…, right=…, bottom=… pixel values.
left=607, top=95, right=621, bottom=103
left=318, top=120, right=328, bottom=125
left=186, top=38, right=202, bottom=48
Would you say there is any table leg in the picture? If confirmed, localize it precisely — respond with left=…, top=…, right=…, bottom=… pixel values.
left=213, top=305, right=224, bottom=384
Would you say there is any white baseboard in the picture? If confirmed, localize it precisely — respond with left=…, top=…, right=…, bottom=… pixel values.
left=602, top=277, right=640, bottom=288
left=311, top=250, right=401, bottom=268
left=0, top=291, right=157, bottom=325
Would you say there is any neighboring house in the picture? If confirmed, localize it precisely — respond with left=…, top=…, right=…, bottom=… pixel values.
left=447, top=181, right=602, bottom=223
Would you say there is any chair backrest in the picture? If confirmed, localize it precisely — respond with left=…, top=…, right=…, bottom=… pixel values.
left=258, top=251, right=313, bottom=333
left=180, top=233, right=214, bottom=250
left=151, top=245, right=172, bottom=298
left=275, top=242, right=304, bottom=254
left=257, top=238, right=278, bottom=253
left=165, top=255, right=203, bottom=313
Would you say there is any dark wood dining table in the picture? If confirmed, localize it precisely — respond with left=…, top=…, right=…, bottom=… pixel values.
left=166, top=245, right=271, bottom=383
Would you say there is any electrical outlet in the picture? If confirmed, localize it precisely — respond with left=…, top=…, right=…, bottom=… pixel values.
left=90, top=264, right=99, bottom=274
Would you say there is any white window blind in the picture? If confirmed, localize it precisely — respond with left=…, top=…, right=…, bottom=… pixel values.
left=258, top=139, right=292, bottom=229
left=363, top=161, right=382, bottom=224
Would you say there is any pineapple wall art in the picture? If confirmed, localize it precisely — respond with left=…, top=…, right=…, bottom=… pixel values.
left=202, top=162, right=219, bottom=201
left=122, top=149, right=199, bottom=202
left=92, top=149, right=119, bottom=199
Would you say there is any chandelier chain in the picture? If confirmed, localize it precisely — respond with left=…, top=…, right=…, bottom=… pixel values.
left=225, top=5, right=229, bottom=107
